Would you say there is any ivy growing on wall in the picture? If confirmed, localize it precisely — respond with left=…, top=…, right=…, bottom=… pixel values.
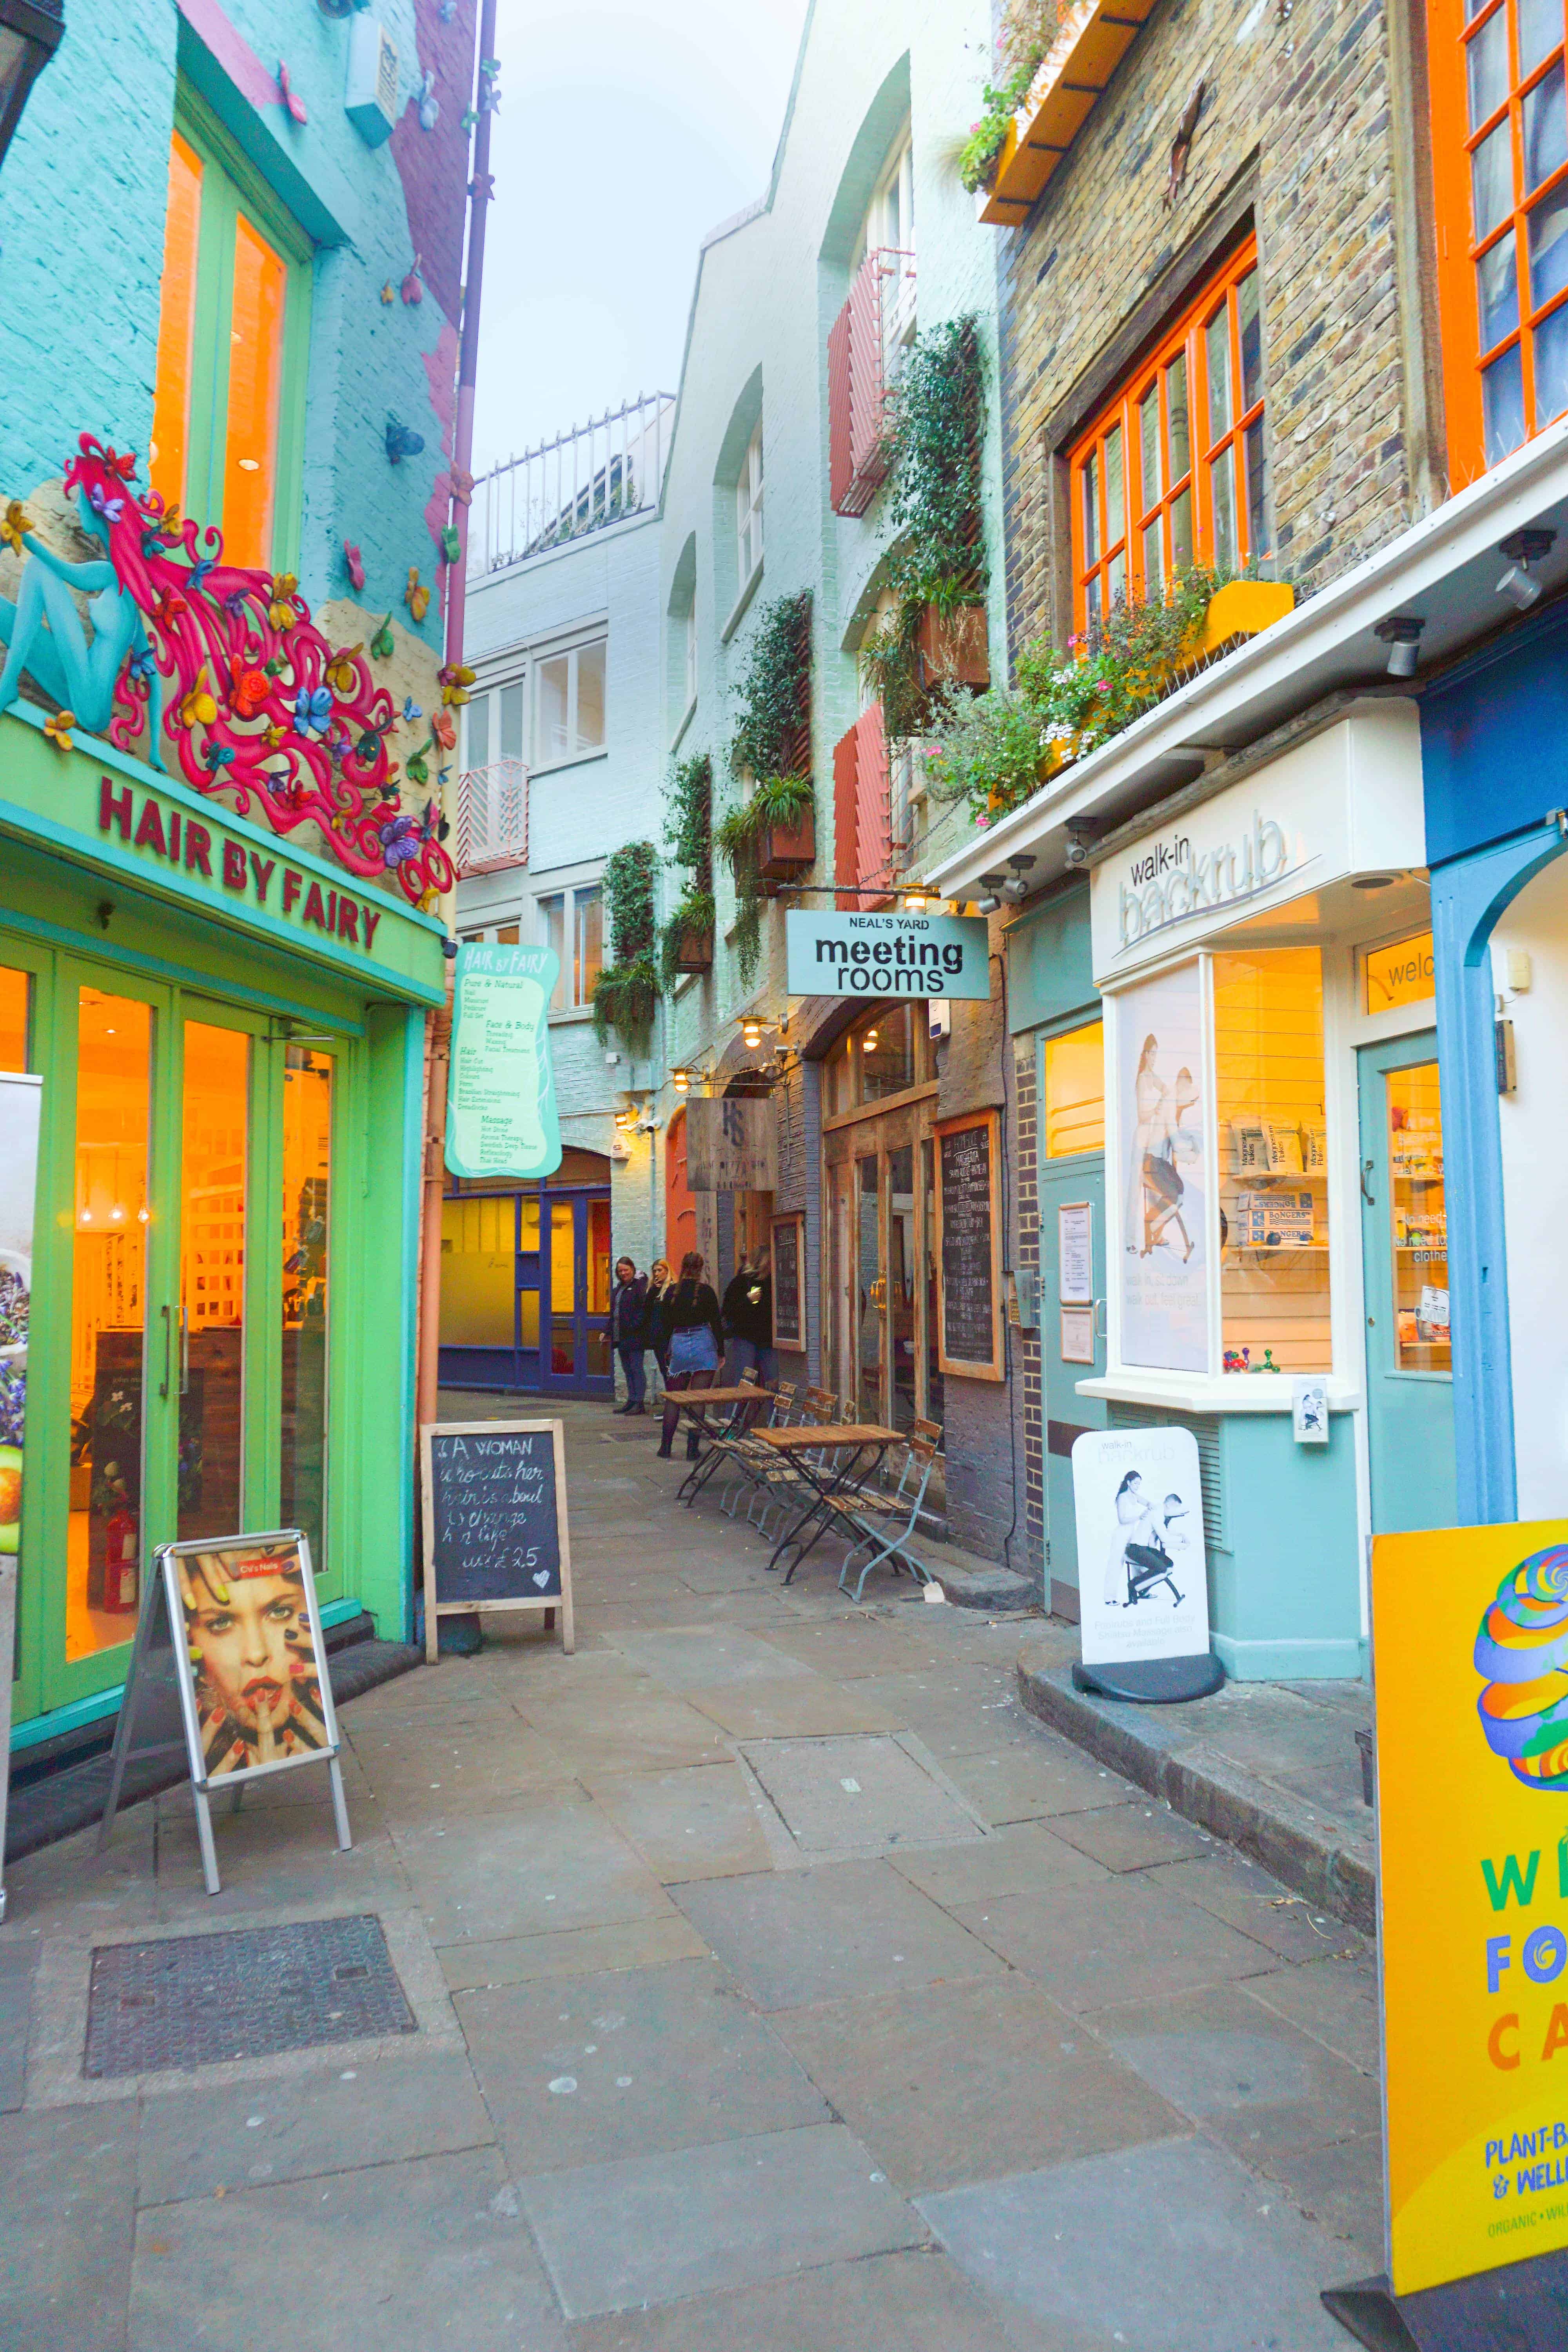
left=659, top=752, right=715, bottom=987
left=592, top=838, right=661, bottom=1055
left=859, top=316, right=988, bottom=746
left=958, top=0, right=1066, bottom=193
left=722, top=590, right=815, bottom=989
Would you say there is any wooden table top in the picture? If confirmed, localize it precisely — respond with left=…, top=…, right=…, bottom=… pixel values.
left=755, top=1424, right=900, bottom=1449
left=670, top=1386, right=775, bottom=1408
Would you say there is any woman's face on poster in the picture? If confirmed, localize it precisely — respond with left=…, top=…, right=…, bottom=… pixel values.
left=183, top=1557, right=307, bottom=1734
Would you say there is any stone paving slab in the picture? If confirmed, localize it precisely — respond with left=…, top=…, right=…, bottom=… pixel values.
left=131, top=2145, right=569, bottom=2351
left=921, top=2136, right=1356, bottom=2350
left=1242, top=1951, right=1382, bottom=2075
left=457, top=1958, right=828, bottom=2172
left=590, top=1762, right=774, bottom=1882
left=739, top=1733, right=986, bottom=1858
left=392, top=1790, right=679, bottom=1945
left=438, top=1914, right=711, bottom=1993
left=134, top=2045, right=495, bottom=2205
left=518, top=2122, right=925, bottom=2319
left=1043, top=1798, right=1218, bottom=1873
left=953, top=1877, right=1278, bottom=2013
left=566, top=2246, right=1025, bottom=2351
left=614, top=1628, right=817, bottom=1692
left=1141, top=1852, right=1366, bottom=1967
left=0, top=1938, right=38, bottom=2111
left=0, top=2100, right=138, bottom=2352
left=675, top=1859, right=1007, bottom=2012
left=888, top=1819, right=1117, bottom=1906
left=683, top=1677, right=909, bottom=1739
left=772, top=1974, right=1186, bottom=2195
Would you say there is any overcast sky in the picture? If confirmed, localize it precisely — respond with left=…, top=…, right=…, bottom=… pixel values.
left=472, top=0, right=811, bottom=474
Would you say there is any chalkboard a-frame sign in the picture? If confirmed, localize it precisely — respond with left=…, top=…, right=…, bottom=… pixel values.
left=936, top=1109, right=1005, bottom=1382
left=419, top=1420, right=575, bottom=1661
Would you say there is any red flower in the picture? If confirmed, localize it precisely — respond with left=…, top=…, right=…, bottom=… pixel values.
left=228, top=654, right=271, bottom=720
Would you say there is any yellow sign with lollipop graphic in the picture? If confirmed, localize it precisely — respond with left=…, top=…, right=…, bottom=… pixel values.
left=1376, top=1519, right=1568, bottom=2294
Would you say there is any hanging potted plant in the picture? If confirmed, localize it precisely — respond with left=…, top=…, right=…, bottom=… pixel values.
left=592, top=839, right=661, bottom=1056
left=659, top=752, right=715, bottom=983
left=752, top=769, right=817, bottom=878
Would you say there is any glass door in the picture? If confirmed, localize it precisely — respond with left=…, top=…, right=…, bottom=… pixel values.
left=1038, top=1019, right=1108, bottom=1604
left=889, top=1143, right=916, bottom=1431
left=281, top=1045, right=332, bottom=1573
left=855, top=1150, right=883, bottom=1422
left=178, top=1020, right=250, bottom=1544
left=542, top=1191, right=613, bottom=1394
left=64, top=977, right=177, bottom=1675
left=1358, top=1033, right=1457, bottom=1532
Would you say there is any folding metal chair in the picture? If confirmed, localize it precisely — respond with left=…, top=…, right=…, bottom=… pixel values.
left=833, top=1430, right=942, bottom=1603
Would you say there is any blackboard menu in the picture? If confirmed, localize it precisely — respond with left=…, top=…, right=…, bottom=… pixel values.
left=940, top=1115, right=999, bottom=1375
left=772, top=1214, right=803, bottom=1348
left=427, top=1426, right=563, bottom=1602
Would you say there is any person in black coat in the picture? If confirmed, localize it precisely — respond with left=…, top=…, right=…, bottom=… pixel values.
left=655, top=1250, right=724, bottom=1460
left=608, top=1257, right=649, bottom=1415
left=721, top=1247, right=775, bottom=1390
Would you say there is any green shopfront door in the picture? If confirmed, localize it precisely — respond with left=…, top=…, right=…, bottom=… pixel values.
left=1, top=946, right=346, bottom=1723
left=1357, top=1032, right=1457, bottom=1533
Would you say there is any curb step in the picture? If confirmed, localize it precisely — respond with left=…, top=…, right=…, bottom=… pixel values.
left=1016, top=1646, right=1376, bottom=1936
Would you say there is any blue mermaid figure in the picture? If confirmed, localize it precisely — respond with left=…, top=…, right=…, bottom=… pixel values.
left=0, top=478, right=164, bottom=764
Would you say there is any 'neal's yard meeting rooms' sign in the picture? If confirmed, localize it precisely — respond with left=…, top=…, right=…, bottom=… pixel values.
left=786, top=909, right=990, bottom=1001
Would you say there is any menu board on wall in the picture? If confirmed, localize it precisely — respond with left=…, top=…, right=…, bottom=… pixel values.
left=936, top=1110, right=1003, bottom=1381
left=771, top=1213, right=805, bottom=1350
left=446, top=943, right=563, bottom=1181
left=420, top=1419, right=575, bottom=1661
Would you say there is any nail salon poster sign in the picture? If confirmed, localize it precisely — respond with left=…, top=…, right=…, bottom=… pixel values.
left=1071, top=1426, right=1210, bottom=1667
left=1376, top=1516, right=1568, bottom=2294
left=446, top=943, right=563, bottom=1181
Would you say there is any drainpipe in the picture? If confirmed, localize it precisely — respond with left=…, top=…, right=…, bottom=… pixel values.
left=413, top=0, right=495, bottom=1586
left=443, top=0, right=497, bottom=677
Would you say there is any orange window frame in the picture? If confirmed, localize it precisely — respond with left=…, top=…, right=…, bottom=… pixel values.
left=1069, top=235, right=1269, bottom=633
left=1428, top=0, right=1568, bottom=483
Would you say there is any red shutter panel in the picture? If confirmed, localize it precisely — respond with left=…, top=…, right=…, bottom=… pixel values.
left=853, top=702, right=892, bottom=907
left=833, top=722, right=859, bottom=911
left=828, top=300, right=854, bottom=517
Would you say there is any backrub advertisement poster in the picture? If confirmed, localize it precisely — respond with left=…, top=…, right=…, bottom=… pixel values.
left=1376, top=1519, right=1568, bottom=2293
left=1116, top=964, right=1209, bottom=1372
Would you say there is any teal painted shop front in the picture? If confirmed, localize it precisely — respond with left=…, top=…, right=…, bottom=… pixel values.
left=1010, top=705, right=1454, bottom=1679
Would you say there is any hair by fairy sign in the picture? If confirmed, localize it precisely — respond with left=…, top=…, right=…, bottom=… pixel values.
left=0, top=436, right=455, bottom=908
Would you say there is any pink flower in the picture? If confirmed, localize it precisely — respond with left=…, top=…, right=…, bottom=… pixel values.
left=976, top=813, right=990, bottom=828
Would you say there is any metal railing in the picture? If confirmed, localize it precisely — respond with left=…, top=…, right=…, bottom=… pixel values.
left=454, top=759, right=529, bottom=875
left=469, top=392, right=676, bottom=573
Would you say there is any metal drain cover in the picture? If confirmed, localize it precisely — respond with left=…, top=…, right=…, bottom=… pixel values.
left=84, top=1913, right=415, bottom=2078
left=741, top=1734, right=986, bottom=1857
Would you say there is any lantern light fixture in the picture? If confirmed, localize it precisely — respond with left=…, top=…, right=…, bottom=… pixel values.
left=0, top=0, right=64, bottom=174
left=671, top=1067, right=690, bottom=1094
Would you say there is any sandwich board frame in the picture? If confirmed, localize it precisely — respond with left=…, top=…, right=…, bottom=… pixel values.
left=419, top=1417, right=575, bottom=1663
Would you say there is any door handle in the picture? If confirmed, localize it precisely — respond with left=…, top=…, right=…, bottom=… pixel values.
left=160, top=1303, right=172, bottom=1400
left=1361, top=1158, right=1376, bottom=1205
left=1094, top=1296, right=1107, bottom=1340
left=180, top=1305, right=190, bottom=1396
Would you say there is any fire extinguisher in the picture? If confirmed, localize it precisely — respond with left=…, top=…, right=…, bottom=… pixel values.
left=103, top=1504, right=139, bottom=1614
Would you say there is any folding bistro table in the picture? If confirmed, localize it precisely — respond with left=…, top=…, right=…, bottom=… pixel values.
left=751, top=1424, right=902, bottom=1582
left=665, top=1385, right=775, bottom=1504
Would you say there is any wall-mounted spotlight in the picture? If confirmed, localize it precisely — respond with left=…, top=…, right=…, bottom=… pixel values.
left=1497, top=527, right=1557, bottom=612
left=975, top=872, right=1007, bottom=915
left=1063, top=818, right=1107, bottom=869
left=999, top=853, right=1037, bottom=906
left=861, top=1025, right=880, bottom=1053
left=903, top=889, right=930, bottom=913
left=1374, top=615, right=1425, bottom=677
left=738, top=1013, right=767, bottom=1052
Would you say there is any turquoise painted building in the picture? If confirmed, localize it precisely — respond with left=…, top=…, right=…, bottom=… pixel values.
left=0, top=0, right=477, bottom=1746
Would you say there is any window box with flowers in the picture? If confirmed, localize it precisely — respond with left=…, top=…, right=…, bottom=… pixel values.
left=962, top=0, right=1161, bottom=225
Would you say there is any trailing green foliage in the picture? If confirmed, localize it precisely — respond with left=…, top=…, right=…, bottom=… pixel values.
left=659, top=887, right=717, bottom=989
left=664, top=751, right=713, bottom=882
left=592, top=838, right=660, bottom=1053
left=958, top=0, right=1065, bottom=192
left=923, top=566, right=1239, bottom=823
left=858, top=315, right=988, bottom=747
left=728, top=590, right=812, bottom=782
left=714, top=773, right=816, bottom=990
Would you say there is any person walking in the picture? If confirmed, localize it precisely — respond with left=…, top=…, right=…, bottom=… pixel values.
left=644, top=1257, right=674, bottom=1393
left=608, top=1256, right=649, bottom=1415
left=722, top=1245, right=775, bottom=1390
left=654, top=1250, right=724, bottom=1461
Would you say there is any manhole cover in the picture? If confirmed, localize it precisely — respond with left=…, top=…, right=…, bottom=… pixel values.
left=84, top=1914, right=416, bottom=2078
left=741, top=1734, right=985, bottom=1857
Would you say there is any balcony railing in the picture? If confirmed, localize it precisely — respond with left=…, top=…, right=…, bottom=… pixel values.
left=469, top=392, right=676, bottom=574
left=828, top=248, right=916, bottom=517
left=455, top=759, right=528, bottom=876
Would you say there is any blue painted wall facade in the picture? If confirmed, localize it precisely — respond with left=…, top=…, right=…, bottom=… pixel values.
left=1421, top=605, right=1568, bottom=1524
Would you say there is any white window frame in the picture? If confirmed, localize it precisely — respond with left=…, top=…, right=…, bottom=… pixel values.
left=736, top=420, right=764, bottom=589
left=533, top=863, right=605, bottom=1019
left=684, top=601, right=699, bottom=715
left=857, top=129, right=916, bottom=373
left=532, top=631, right=608, bottom=774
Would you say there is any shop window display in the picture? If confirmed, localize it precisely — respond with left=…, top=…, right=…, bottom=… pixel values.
left=1044, top=1020, right=1105, bottom=1158
left=281, top=1048, right=331, bottom=1572
left=1386, top=1062, right=1450, bottom=1370
left=1213, top=947, right=1332, bottom=1373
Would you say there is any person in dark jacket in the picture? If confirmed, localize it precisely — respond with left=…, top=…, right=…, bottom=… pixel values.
left=643, top=1257, right=674, bottom=1396
left=608, top=1257, right=649, bottom=1414
left=722, top=1247, right=775, bottom=1389
left=655, top=1250, right=724, bottom=1460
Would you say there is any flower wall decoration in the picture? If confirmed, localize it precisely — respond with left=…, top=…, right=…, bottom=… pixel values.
left=1, top=435, right=453, bottom=907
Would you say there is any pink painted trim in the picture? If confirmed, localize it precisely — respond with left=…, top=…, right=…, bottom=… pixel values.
left=175, top=0, right=279, bottom=114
